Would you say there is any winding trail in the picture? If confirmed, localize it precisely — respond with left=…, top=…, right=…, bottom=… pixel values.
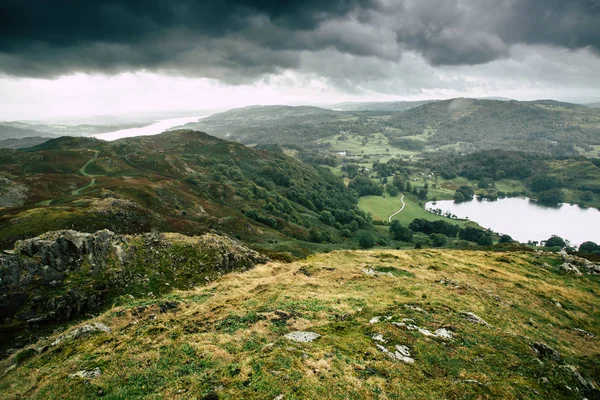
left=388, top=193, right=406, bottom=222
left=71, top=150, right=100, bottom=195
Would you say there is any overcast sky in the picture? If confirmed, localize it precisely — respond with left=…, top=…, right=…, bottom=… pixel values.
left=1, top=0, right=599, bottom=120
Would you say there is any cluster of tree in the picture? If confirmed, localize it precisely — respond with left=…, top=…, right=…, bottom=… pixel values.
left=579, top=241, right=600, bottom=254
left=389, top=220, right=413, bottom=241
left=234, top=157, right=372, bottom=237
left=390, top=218, right=495, bottom=247
left=544, top=235, right=567, bottom=248
left=348, top=175, right=384, bottom=196
left=308, top=227, right=333, bottom=243
left=419, top=150, right=540, bottom=181
left=454, top=185, right=474, bottom=202
left=408, top=219, right=461, bottom=237
left=527, top=174, right=565, bottom=204
left=341, top=163, right=360, bottom=179
left=389, top=138, right=426, bottom=151
left=459, top=227, right=494, bottom=245
left=372, top=159, right=409, bottom=179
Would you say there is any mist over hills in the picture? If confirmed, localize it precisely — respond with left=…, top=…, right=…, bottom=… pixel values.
left=176, top=98, right=600, bottom=157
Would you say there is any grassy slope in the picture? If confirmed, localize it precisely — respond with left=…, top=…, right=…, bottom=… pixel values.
left=358, top=193, right=475, bottom=228
left=1, top=250, right=598, bottom=399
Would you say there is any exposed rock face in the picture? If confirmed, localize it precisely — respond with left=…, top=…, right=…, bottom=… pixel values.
left=1, top=230, right=128, bottom=291
left=0, top=177, right=28, bottom=207
left=0, top=230, right=268, bottom=324
left=559, top=251, right=600, bottom=275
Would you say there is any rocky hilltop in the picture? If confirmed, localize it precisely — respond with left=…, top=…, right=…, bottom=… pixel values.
left=0, top=229, right=268, bottom=325
left=0, top=248, right=598, bottom=399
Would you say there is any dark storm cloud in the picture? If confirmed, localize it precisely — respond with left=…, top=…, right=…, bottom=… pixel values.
left=389, top=0, right=600, bottom=66
left=0, top=0, right=599, bottom=80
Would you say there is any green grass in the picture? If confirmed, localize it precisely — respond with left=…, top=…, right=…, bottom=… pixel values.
left=2, top=249, right=598, bottom=399
left=359, top=193, right=474, bottom=228
left=317, top=133, right=419, bottom=161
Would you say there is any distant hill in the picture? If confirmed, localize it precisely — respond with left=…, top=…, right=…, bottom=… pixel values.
left=0, top=121, right=148, bottom=138
left=173, top=99, right=600, bottom=157
left=387, top=98, right=600, bottom=155
left=0, top=136, right=51, bottom=149
left=0, top=124, right=53, bottom=141
left=176, top=105, right=346, bottom=145
left=330, top=100, right=433, bottom=111
left=0, top=130, right=370, bottom=254
left=586, top=102, right=600, bottom=109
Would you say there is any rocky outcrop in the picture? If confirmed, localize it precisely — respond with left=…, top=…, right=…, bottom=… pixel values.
left=559, top=250, right=600, bottom=275
left=0, top=177, right=28, bottom=207
left=0, top=230, right=268, bottom=325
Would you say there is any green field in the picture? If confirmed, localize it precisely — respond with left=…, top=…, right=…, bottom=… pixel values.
left=317, top=132, right=420, bottom=163
left=358, top=193, right=475, bottom=228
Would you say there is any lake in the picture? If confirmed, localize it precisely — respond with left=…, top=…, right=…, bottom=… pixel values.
left=425, top=197, right=600, bottom=246
left=94, top=115, right=205, bottom=141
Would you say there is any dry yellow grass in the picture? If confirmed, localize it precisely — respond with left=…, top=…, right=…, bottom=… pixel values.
left=1, top=249, right=598, bottom=399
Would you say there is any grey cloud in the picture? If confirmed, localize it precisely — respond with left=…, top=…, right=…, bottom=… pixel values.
left=0, top=0, right=598, bottom=83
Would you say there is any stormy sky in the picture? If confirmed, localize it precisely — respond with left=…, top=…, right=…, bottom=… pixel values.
left=1, top=0, right=599, bottom=120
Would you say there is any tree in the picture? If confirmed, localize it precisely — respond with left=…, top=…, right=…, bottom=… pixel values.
left=387, top=185, right=399, bottom=197
left=454, top=186, right=474, bottom=202
left=530, top=174, right=561, bottom=193
left=477, top=233, right=494, bottom=246
left=545, top=235, right=566, bottom=248
left=580, top=191, right=594, bottom=202
left=538, top=188, right=564, bottom=204
left=319, top=210, right=335, bottom=226
left=389, top=220, right=413, bottom=242
left=579, top=241, right=600, bottom=254
left=348, top=175, right=384, bottom=197
left=453, top=191, right=466, bottom=202
left=430, top=233, right=447, bottom=247
left=358, top=232, right=375, bottom=249
left=498, top=234, right=514, bottom=244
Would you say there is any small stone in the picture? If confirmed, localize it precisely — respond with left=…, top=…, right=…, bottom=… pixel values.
left=376, top=343, right=414, bottom=364
left=372, top=334, right=386, bottom=343
left=369, top=317, right=381, bottom=324
left=434, top=328, right=453, bottom=339
left=531, top=343, right=561, bottom=362
left=461, top=312, right=491, bottom=327
left=51, top=323, right=111, bottom=346
left=69, top=367, right=101, bottom=379
left=574, top=328, right=595, bottom=338
left=284, top=331, right=321, bottom=343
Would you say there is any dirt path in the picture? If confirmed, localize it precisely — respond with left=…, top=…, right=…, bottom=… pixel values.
left=71, top=150, right=100, bottom=195
left=388, top=193, right=406, bottom=222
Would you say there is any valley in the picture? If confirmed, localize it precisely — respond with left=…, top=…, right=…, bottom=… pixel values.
left=0, top=98, right=599, bottom=399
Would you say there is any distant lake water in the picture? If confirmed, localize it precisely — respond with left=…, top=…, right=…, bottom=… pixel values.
left=94, top=115, right=205, bottom=141
left=425, top=197, right=600, bottom=246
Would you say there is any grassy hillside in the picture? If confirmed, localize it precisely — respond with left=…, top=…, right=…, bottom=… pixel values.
left=175, top=99, right=600, bottom=158
left=0, top=130, right=371, bottom=253
left=387, top=99, right=600, bottom=156
left=0, top=125, right=53, bottom=141
left=330, top=100, right=433, bottom=112
left=1, top=249, right=598, bottom=399
left=0, top=137, right=52, bottom=150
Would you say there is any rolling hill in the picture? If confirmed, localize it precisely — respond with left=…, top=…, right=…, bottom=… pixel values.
left=330, top=100, right=433, bottom=111
left=175, top=99, right=600, bottom=157
left=0, top=130, right=371, bottom=254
